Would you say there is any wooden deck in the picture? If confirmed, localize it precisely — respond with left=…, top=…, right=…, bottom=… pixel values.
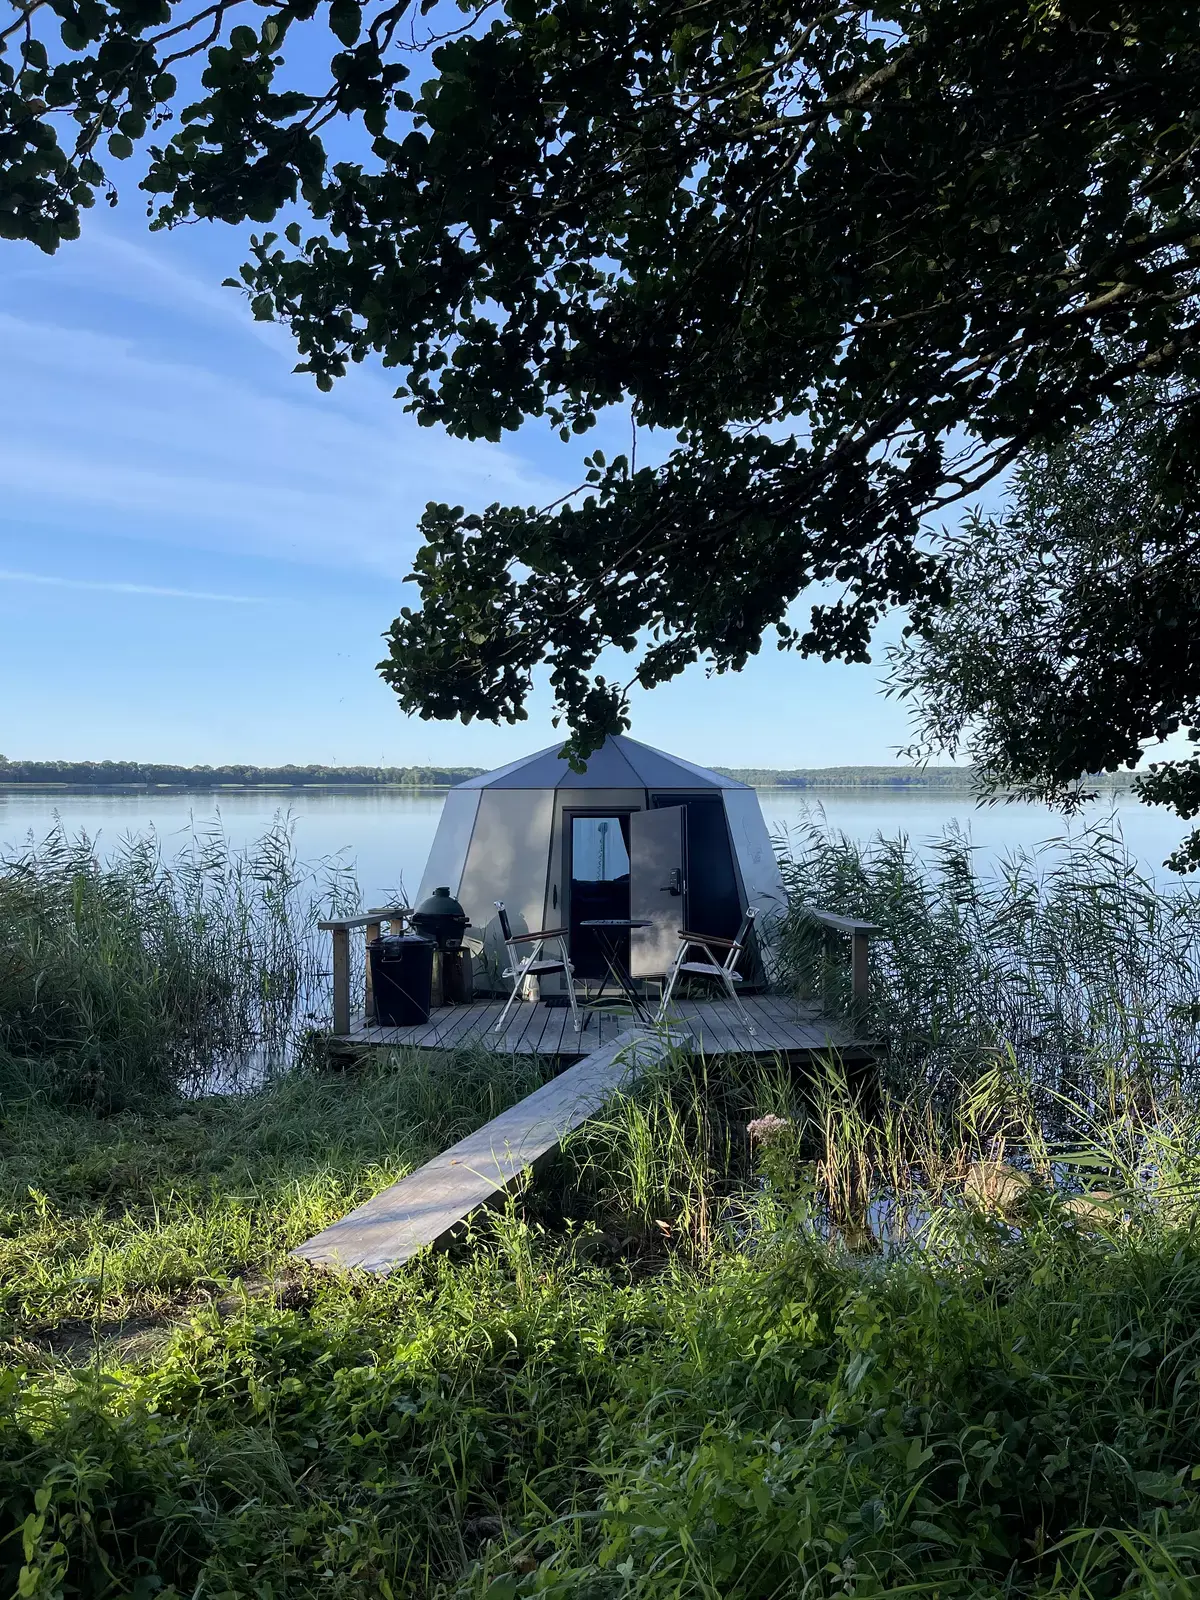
left=295, top=1028, right=675, bottom=1273
left=334, top=991, right=870, bottom=1062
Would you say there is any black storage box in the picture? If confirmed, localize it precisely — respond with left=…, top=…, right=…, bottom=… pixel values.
left=369, top=933, right=435, bottom=1027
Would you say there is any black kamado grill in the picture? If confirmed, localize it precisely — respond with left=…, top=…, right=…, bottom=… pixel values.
left=410, top=887, right=473, bottom=1006
left=410, top=887, right=470, bottom=950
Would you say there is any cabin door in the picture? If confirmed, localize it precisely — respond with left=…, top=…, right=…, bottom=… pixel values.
left=629, top=806, right=686, bottom=978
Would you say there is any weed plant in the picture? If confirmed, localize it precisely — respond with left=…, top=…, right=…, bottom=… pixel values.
left=0, top=818, right=357, bottom=1107
left=6, top=1050, right=1200, bottom=1597
left=775, top=815, right=1200, bottom=1134
left=3, top=818, right=1200, bottom=1596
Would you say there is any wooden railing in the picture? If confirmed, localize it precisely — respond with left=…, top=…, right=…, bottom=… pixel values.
left=318, top=906, right=409, bottom=1035
left=805, top=907, right=884, bottom=1006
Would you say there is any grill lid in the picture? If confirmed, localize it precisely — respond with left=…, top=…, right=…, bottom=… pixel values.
left=410, top=886, right=470, bottom=949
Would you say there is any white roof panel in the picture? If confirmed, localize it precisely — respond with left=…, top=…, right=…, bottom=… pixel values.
left=453, top=735, right=749, bottom=792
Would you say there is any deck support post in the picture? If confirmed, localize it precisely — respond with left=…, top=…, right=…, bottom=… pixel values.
left=851, top=930, right=870, bottom=1007
left=331, top=928, right=351, bottom=1036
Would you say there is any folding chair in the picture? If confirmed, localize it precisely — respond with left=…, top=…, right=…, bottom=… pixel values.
left=654, top=907, right=758, bottom=1033
left=492, top=900, right=583, bottom=1034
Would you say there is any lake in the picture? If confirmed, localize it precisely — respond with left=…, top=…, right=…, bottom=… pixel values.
left=0, top=786, right=1188, bottom=907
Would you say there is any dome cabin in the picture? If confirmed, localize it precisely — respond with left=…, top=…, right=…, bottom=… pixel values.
left=415, top=735, right=785, bottom=996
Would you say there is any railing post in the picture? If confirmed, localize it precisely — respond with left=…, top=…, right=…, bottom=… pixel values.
left=363, top=919, right=381, bottom=1024
left=851, top=930, right=870, bottom=1006
left=804, top=907, right=883, bottom=1015
left=332, top=927, right=351, bottom=1036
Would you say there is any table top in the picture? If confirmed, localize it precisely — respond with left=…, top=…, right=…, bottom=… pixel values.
left=579, top=919, right=650, bottom=929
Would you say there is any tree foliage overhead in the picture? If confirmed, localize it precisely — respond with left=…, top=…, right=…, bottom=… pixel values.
left=3, top=0, right=1199, bottom=754
left=888, top=384, right=1200, bottom=869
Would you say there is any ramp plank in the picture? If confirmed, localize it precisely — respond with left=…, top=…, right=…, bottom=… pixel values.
left=294, top=1028, right=671, bottom=1274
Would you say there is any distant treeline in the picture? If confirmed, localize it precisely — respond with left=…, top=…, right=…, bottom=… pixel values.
left=0, top=757, right=1139, bottom=791
left=0, top=759, right=485, bottom=788
left=714, top=765, right=1139, bottom=791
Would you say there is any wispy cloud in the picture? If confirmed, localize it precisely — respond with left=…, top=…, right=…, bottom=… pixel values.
left=0, top=304, right=563, bottom=576
left=0, top=569, right=267, bottom=604
left=0, top=218, right=566, bottom=583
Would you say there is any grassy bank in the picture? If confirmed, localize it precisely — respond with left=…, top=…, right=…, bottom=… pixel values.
left=3, top=820, right=1200, bottom=1597
left=6, top=1053, right=1200, bottom=1598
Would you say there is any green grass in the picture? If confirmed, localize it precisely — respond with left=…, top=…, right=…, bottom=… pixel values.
left=0, top=1048, right=546, bottom=1346
left=4, top=817, right=1200, bottom=1597
left=7, top=1049, right=1200, bottom=1598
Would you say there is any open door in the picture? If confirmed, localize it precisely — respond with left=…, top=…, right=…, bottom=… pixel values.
left=629, top=806, right=685, bottom=978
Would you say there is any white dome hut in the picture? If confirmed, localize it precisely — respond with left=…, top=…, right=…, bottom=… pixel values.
left=415, top=735, right=786, bottom=995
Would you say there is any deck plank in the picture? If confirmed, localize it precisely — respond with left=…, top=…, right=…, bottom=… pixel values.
left=735, top=996, right=812, bottom=1052
left=294, top=1029, right=672, bottom=1273
left=336, top=993, right=872, bottom=1062
left=422, top=1001, right=492, bottom=1051
left=689, top=999, right=751, bottom=1055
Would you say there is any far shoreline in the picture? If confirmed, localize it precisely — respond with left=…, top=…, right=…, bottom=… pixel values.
left=0, top=775, right=1140, bottom=796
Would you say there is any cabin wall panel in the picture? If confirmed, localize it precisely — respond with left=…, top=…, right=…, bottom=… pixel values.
left=458, top=790, right=556, bottom=990
left=416, top=789, right=482, bottom=903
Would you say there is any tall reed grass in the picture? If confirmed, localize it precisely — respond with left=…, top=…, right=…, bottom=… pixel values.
left=0, top=817, right=357, bottom=1107
left=775, top=815, right=1200, bottom=1128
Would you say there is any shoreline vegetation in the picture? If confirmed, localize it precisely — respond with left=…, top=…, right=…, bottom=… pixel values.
left=0, top=756, right=1139, bottom=792
left=4, top=819, right=1200, bottom=1593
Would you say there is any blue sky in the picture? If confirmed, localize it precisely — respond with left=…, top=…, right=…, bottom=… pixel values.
left=0, top=200, right=942, bottom=770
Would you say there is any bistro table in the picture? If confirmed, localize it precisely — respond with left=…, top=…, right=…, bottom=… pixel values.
left=578, top=919, right=655, bottom=1025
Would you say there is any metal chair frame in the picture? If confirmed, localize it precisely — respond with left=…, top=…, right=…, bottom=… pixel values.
left=492, top=900, right=583, bottom=1035
left=654, top=907, right=758, bottom=1033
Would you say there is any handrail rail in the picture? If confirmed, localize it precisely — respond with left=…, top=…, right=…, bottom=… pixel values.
left=804, top=903, right=886, bottom=1006
left=318, top=904, right=409, bottom=932
left=321, top=906, right=410, bottom=1033
left=804, top=906, right=884, bottom=936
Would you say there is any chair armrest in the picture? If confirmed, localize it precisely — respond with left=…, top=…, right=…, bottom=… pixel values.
left=505, top=926, right=569, bottom=944
left=677, top=929, right=737, bottom=949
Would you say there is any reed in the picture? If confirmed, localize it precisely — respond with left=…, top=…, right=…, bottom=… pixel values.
left=0, top=817, right=357, bottom=1107
left=774, top=814, right=1200, bottom=1130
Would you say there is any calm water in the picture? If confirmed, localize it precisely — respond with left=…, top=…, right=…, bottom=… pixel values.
left=0, top=787, right=1188, bottom=907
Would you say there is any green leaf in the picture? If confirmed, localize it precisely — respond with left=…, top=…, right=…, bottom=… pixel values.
left=107, top=133, right=133, bottom=160
left=328, top=0, right=361, bottom=46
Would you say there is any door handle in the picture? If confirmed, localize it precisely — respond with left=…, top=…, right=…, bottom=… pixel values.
left=664, top=868, right=683, bottom=896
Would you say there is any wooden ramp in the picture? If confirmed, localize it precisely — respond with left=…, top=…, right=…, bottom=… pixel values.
left=294, top=1027, right=672, bottom=1274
